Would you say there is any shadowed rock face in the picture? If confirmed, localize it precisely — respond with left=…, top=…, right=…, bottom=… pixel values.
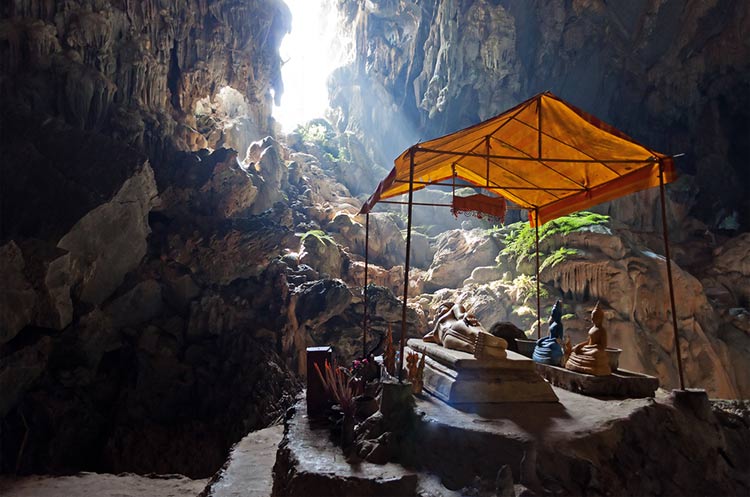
left=1, top=0, right=291, bottom=153
left=0, top=0, right=303, bottom=478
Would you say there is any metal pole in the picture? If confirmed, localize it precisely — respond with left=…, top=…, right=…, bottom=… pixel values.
left=363, top=212, right=370, bottom=358
left=485, top=136, right=490, bottom=188
left=534, top=208, right=541, bottom=339
left=399, top=148, right=416, bottom=382
left=537, top=95, right=543, bottom=159
left=659, top=161, right=686, bottom=390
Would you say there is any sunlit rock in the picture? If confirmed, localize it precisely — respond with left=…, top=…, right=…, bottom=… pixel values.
left=57, top=161, right=157, bottom=306
left=299, top=232, right=345, bottom=279
left=423, top=228, right=500, bottom=291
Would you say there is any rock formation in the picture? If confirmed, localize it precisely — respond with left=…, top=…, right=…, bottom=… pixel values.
left=333, top=0, right=750, bottom=232
left=2, top=0, right=750, bottom=489
left=328, top=0, right=750, bottom=398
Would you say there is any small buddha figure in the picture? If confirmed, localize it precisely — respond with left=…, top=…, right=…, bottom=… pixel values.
left=532, top=300, right=565, bottom=366
left=565, top=302, right=611, bottom=376
left=422, top=302, right=508, bottom=360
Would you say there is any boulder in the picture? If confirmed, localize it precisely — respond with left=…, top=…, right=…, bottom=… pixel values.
left=423, top=229, right=500, bottom=291
left=0, top=335, right=52, bottom=417
left=58, top=161, right=157, bottom=306
left=294, top=279, right=352, bottom=330
left=299, top=232, right=344, bottom=279
left=104, top=280, right=163, bottom=329
left=0, top=242, right=37, bottom=344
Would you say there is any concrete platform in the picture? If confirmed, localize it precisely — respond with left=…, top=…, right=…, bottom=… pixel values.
left=534, top=362, right=659, bottom=398
left=271, top=402, right=417, bottom=497
left=406, top=339, right=558, bottom=404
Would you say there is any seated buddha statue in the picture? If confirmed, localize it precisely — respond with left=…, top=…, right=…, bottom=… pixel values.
left=532, top=300, right=565, bottom=366
left=565, top=302, right=611, bottom=376
left=422, top=302, right=508, bottom=360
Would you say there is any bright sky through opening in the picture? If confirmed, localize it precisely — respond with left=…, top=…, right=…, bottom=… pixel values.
left=273, top=0, right=344, bottom=132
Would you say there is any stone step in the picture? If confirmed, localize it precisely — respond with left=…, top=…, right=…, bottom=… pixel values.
left=201, top=425, right=284, bottom=497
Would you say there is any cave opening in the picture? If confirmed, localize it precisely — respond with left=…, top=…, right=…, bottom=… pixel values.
left=272, top=0, right=348, bottom=132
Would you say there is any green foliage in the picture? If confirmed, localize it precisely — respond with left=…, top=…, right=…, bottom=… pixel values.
left=539, top=247, right=580, bottom=272
left=562, top=313, right=576, bottom=321
left=499, top=211, right=609, bottom=265
left=505, top=274, right=548, bottom=305
left=299, top=229, right=336, bottom=245
left=296, top=119, right=341, bottom=159
left=484, top=224, right=503, bottom=236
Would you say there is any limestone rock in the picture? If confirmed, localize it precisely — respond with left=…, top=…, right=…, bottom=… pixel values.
left=104, top=280, right=163, bottom=329
left=346, top=260, right=404, bottom=296
left=247, top=137, right=289, bottom=215
left=170, top=221, right=297, bottom=286
left=0, top=336, right=52, bottom=417
left=464, top=265, right=504, bottom=286
left=333, top=0, right=750, bottom=230
left=299, top=232, right=344, bottom=280
left=0, top=242, right=37, bottom=344
left=541, top=229, right=741, bottom=397
left=58, top=161, right=157, bottom=306
left=424, top=229, right=500, bottom=291
left=294, top=279, right=352, bottom=330
left=201, top=152, right=259, bottom=218
left=363, top=213, right=407, bottom=268
left=188, top=294, right=236, bottom=338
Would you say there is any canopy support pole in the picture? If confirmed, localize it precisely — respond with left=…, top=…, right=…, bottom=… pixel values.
left=363, top=213, right=370, bottom=358
left=659, top=161, right=685, bottom=390
left=399, top=148, right=416, bottom=382
left=485, top=136, right=491, bottom=188
left=535, top=207, right=541, bottom=339
left=537, top=95, right=543, bottom=159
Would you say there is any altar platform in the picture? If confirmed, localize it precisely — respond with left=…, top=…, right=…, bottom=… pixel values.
left=534, top=362, right=659, bottom=398
left=406, top=339, right=558, bottom=404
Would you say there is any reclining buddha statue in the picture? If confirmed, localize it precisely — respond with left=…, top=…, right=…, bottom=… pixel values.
left=422, top=302, right=508, bottom=360
left=565, top=302, right=611, bottom=376
left=532, top=300, right=565, bottom=366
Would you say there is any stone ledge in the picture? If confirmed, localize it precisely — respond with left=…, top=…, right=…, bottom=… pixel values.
left=271, top=400, right=417, bottom=497
left=534, top=363, right=659, bottom=398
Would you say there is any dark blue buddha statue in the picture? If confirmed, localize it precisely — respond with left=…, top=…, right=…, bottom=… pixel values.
left=532, top=300, right=565, bottom=366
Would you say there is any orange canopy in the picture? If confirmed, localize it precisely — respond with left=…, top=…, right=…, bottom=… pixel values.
left=360, top=92, right=676, bottom=226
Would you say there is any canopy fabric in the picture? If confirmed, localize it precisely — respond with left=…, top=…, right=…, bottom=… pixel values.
left=451, top=194, right=507, bottom=223
left=359, top=92, right=676, bottom=226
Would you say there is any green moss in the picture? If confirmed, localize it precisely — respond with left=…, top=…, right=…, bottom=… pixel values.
left=539, top=247, right=580, bottom=272
left=499, top=211, right=609, bottom=265
left=299, top=229, right=336, bottom=245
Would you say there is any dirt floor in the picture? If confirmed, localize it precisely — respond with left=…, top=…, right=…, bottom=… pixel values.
left=0, top=472, right=208, bottom=497
left=0, top=425, right=285, bottom=497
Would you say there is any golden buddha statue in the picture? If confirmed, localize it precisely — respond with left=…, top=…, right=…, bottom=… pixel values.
left=565, top=302, right=611, bottom=376
left=422, top=302, right=508, bottom=360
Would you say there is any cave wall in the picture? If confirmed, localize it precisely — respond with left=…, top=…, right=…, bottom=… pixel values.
left=0, top=0, right=304, bottom=478
left=329, top=0, right=750, bottom=398
left=332, top=0, right=750, bottom=230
